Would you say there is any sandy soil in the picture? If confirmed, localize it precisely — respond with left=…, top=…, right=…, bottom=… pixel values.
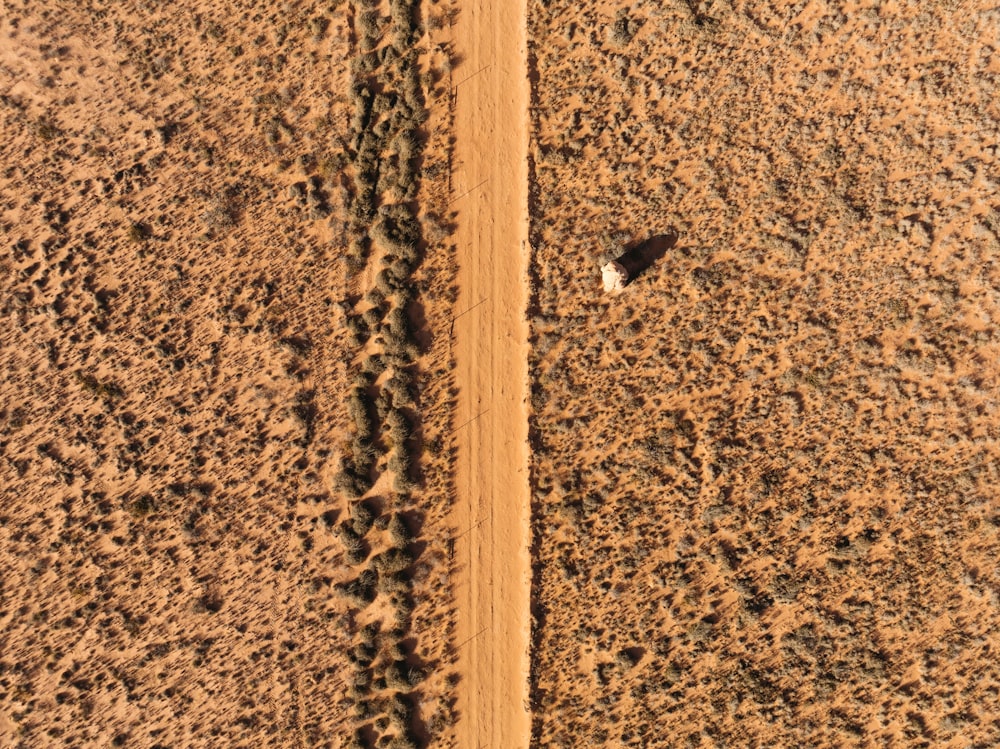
left=526, top=0, right=1000, bottom=746
left=0, top=1, right=459, bottom=746
left=15, top=0, right=1000, bottom=744
left=0, top=3, right=359, bottom=741
left=448, top=0, right=532, bottom=745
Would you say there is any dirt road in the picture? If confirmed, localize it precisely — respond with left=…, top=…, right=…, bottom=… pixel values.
left=448, top=0, right=531, bottom=745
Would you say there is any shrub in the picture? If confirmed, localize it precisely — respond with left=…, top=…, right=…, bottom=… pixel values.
left=615, top=648, right=641, bottom=670
left=380, top=42, right=401, bottom=68
left=392, top=472, right=416, bottom=493
left=386, top=660, right=423, bottom=688
left=392, top=604, right=412, bottom=631
left=391, top=255, right=418, bottom=281
left=372, top=547, right=414, bottom=574
left=386, top=734, right=418, bottom=749
left=393, top=284, right=415, bottom=312
left=360, top=622, right=381, bottom=645
left=372, top=92, right=396, bottom=117
left=385, top=171, right=417, bottom=203
left=609, top=9, right=639, bottom=46
left=353, top=699, right=375, bottom=720
left=346, top=314, right=370, bottom=346
left=337, top=522, right=369, bottom=565
left=349, top=641, right=377, bottom=667
left=362, top=305, right=385, bottom=330
left=308, top=16, right=329, bottom=40
left=346, top=237, right=368, bottom=272
left=354, top=136, right=379, bottom=176
left=201, top=200, right=240, bottom=231
left=352, top=371, right=376, bottom=390
left=375, top=268, right=402, bottom=295
left=375, top=389, right=393, bottom=423
left=376, top=163, right=405, bottom=203
left=361, top=354, right=387, bottom=376
left=424, top=211, right=453, bottom=244
left=386, top=408, right=412, bottom=446
left=318, top=152, right=347, bottom=180
left=388, top=638, right=408, bottom=660
left=388, top=691, right=413, bottom=726
left=35, top=118, right=62, bottom=141
left=599, top=229, right=631, bottom=259
left=128, top=494, right=155, bottom=517
left=375, top=204, right=421, bottom=251
left=385, top=370, right=415, bottom=408
left=388, top=451, right=410, bottom=477
left=127, top=222, right=150, bottom=243
left=351, top=437, right=376, bottom=476
left=383, top=257, right=413, bottom=287
left=392, top=131, right=416, bottom=162
left=349, top=187, right=376, bottom=224
left=334, top=468, right=364, bottom=498
left=352, top=670, right=372, bottom=690
left=400, top=67, right=423, bottom=113
left=348, top=388, right=376, bottom=441
left=389, top=0, right=416, bottom=37
left=384, top=662, right=410, bottom=691
left=336, top=569, right=377, bottom=605
left=357, top=11, right=381, bottom=49
left=377, top=571, right=410, bottom=595
left=350, top=501, right=377, bottom=536
left=76, top=372, right=125, bottom=404
left=383, top=307, right=414, bottom=352
left=386, top=305, right=410, bottom=335
left=344, top=729, right=368, bottom=749
left=388, top=513, right=413, bottom=547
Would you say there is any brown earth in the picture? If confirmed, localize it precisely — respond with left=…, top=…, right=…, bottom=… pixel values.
left=526, top=0, right=1000, bottom=746
left=6, top=0, right=999, bottom=746
left=0, top=1, right=460, bottom=747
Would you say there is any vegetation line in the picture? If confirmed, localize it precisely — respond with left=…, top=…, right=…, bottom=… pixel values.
left=332, top=0, right=441, bottom=746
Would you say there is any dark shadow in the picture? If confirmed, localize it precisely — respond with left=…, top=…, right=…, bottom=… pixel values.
left=356, top=496, right=384, bottom=522
left=407, top=297, right=433, bottom=352
left=403, top=687, right=432, bottom=748
left=397, top=507, right=425, bottom=539
left=356, top=723, right=378, bottom=748
left=405, top=538, right=428, bottom=563
left=526, top=48, right=540, bottom=90
left=616, top=232, right=677, bottom=283
left=621, top=646, right=646, bottom=667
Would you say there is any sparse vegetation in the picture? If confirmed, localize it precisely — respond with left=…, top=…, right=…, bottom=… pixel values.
left=0, top=0, right=456, bottom=744
left=528, top=0, right=1000, bottom=745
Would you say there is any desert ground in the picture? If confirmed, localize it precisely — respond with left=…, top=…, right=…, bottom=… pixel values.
left=1, top=0, right=463, bottom=746
left=527, top=0, right=1000, bottom=746
left=4, top=0, right=1000, bottom=746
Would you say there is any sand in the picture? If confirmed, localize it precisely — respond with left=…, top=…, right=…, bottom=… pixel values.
left=0, top=1, right=460, bottom=746
left=6, top=0, right=1000, bottom=745
left=448, top=0, right=533, bottom=745
left=526, top=0, right=1000, bottom=746
left=0, top=1, right=362, bottom=739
